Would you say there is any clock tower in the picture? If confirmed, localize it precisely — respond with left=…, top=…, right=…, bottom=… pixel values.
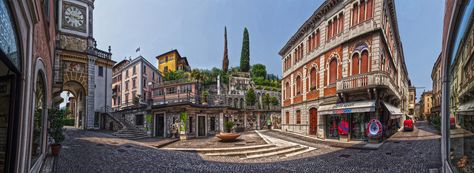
left=54, top=0, right=115, bottom=129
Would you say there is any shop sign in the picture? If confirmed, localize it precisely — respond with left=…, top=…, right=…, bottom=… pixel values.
left=367, top=119, right=382, bottom=137
left=334, top=109, right=353, bottom=114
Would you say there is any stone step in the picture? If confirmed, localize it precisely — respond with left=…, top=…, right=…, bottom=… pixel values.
left=165, top=144, right=276, bottom=153
left=283, top=147, right=317, bottom=158
left=204, top=145, right=294, bottom=156
left=242, top=146, right=308, bottom=159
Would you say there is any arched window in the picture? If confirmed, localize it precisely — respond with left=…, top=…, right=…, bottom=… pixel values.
left=339, top=13, right=344, bottom=33
left=329, top=58, right=338, bottom=84
left=333, top=17, right=338, bottom=35
left=32, top=71, right=46, bottom=167
left=328, top=20, right=333, bottom=39
left=359, top=0, right=366, bottom=22
left=361, top=50, right=369, bottom=73
left=367, top=0, right=373, bottom=19
left=285, top=82, right=290, bottom=99
left=310, top=67, right=317, bottom=89
left=316, top=29, right=320, bottom=47
left=352, top=4, right=359, bottom=26
left=296, top=75, right=302, bottom=95
left=352, top=53, right=360, bottom=75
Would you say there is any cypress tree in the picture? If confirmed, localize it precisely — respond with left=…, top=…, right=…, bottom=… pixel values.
left=240, top=28, right=250, bottom=72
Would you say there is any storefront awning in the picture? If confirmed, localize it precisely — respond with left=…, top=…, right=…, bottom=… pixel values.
left=458, top=100, right=474, bottom=115
left=318, top=101, right=376, bottom=115
left=382, top=101, right=403, bottom=119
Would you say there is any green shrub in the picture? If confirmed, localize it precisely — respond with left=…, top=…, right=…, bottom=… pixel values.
left=63, top=119, right=75, bottom=126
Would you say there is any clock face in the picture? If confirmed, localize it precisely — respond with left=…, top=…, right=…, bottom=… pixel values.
left=61, top=2, right=87, bottom=33
left=65, top=6, right=84, bottom=28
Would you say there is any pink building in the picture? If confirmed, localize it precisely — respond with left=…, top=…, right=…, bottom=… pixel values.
left=112, top=56, right=162, bottom=110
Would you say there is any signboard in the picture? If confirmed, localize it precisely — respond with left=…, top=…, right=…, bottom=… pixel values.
left=367, top=119, right=382, bottom=137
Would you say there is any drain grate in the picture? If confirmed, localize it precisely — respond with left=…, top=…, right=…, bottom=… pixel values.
left=339, top=154, right=351, bottom=158
left=125, top=145, right=133, bottom=148
left=394, top=141, right=400, bottom=144
left=117, top=149, right=127, bottom=152
left=385, top=152, right=392, bottom=155
left=96, top=144, right=104, bottom=147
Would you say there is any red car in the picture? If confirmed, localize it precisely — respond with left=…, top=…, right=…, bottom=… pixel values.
left=450, top=117, right=456, bottom=129
left=404, top=119, right=414, bottom=131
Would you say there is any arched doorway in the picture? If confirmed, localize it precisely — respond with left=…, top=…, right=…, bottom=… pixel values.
left=59, top=81, right=86, bottom=129
left=309, top=108, right=318, bottom=135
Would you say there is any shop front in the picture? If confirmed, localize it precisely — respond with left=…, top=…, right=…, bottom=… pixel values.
left=319, top=101, right=375, bottom=142
left=381, top=101, right=403, bottom=138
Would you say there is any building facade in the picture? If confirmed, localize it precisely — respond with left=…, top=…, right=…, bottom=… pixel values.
left=431, top=53, right=442, bottom=120
left=279, top=0, right=409, bottom=142
left=53, top=0, right=115, bottom=130
left=156, top=49, right=191, bottom=73
left=408, top=86, right=416, bottom=116
left=420, top=91, right=433, bottom=120
left=441, top=0, right=474, bottom=172
left=112, top=56, right=161, bottom=110
left=1, top=0, right=58, bottom=172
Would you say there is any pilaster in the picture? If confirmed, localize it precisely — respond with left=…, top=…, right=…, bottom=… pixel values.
left=86, top=55, right=96, bottom=129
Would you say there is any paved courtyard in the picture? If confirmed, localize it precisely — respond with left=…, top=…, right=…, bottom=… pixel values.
left=55, top=121, right=441, bottom=173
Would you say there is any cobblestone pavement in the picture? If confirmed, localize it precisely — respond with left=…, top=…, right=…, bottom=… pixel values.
left=56, top=121, right=441, bottom=173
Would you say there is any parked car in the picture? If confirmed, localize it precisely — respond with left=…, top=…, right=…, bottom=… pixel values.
left=404, top=119, right=414, bottom=131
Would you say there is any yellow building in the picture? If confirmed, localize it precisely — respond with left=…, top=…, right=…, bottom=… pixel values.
left=156, top=49, right=191, bottom=73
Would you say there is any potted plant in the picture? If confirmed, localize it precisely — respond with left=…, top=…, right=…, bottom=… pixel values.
left=217, top=120, right=240, bottom=142
left=48, top=108, right=66, bottom=156
left=223, top=120, right=235, bottom=133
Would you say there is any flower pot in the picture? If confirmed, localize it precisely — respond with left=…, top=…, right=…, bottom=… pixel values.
left=51, top=144, right=62, bottom=156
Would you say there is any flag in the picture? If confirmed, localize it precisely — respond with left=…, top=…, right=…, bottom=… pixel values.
left=136, top=47, right=140, bottom=52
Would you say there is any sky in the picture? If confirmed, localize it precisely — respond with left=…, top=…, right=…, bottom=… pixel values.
left=93, top=0, right=444, bottom=101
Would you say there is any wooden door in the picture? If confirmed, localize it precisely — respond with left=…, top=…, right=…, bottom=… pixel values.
left=309, top=108, right=318, bottom=135
left=155, top=114, right=164, bottom=137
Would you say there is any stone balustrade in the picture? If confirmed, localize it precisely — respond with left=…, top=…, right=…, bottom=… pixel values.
left=336, top=71, right=401, bottom=99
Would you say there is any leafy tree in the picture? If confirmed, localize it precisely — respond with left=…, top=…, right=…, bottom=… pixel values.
left=251, top=64, right=267, bottom=79
left=262, top=93, right=271, bottom=109
left=240, top=28, right=250, bottom=72
left=163, top=70, right=187, bottom=81
left=201, top=90, right=209, bottom=104
left=271, top=96, right=279, bottom=106
left=245, top=88, right=256, bottom=106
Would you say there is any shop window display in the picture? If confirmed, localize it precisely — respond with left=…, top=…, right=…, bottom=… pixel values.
left=326, top=115, right=340, bottom=139
left=350, top=113, right=369, bottom=141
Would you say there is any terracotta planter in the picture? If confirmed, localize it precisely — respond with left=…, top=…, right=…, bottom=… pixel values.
left=51, top=144, right=62, bottom=156
left=216, top=133, right=240, bottom=142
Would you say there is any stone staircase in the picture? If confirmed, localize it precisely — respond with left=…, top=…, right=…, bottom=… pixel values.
left=170, top=144, right=314, bottom=159
left=203, top=145, right=310, bottom=159
left=104, top=110, right=149, bottom=140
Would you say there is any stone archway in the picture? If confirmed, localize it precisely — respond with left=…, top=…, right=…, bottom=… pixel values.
left=61, top=81, right=87, bottom=129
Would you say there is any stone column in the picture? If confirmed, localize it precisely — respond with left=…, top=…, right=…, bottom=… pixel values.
left=219, top=112, right=224, bottom=133
left=244, top=112, right=248, bottom=129
left=257, top=112, right=261, bottom=130
left=86, top=55, right=97, bottom=129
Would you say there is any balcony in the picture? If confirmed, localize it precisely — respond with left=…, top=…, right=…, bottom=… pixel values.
left=336, top=71, right=400, bottom=100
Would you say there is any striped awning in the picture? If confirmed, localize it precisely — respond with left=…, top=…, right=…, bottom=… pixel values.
left=382, top=101, right=403, bottom=119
